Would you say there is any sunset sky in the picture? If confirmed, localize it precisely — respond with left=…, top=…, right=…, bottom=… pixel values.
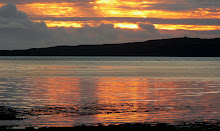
left=0, top=0, right=220, bottom=49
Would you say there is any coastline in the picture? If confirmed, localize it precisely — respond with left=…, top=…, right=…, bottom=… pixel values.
left=0, top=37, right=220, bottom=57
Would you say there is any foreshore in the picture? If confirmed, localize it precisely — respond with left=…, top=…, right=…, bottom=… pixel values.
left=1, top=121, right=220, bottom=130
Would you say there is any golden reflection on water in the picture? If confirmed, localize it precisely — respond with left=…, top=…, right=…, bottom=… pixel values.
left=30, top=77, right=81, bottom=106
left=1, top=69, right=220, bottom=127
left=94, top=77, right=178, bottom=123
left=21, top=75, right=220, bottom=127
left=0, top=58, right=220, bottom=128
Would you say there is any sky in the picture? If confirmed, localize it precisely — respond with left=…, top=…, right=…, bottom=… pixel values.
left=0, top=0, right=220, bottom=49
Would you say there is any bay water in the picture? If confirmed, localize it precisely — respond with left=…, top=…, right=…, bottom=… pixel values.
left=0, top=57, right=220, bottom=128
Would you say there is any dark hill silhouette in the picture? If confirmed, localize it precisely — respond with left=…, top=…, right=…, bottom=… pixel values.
left=0, top=37, right=220, bottom=56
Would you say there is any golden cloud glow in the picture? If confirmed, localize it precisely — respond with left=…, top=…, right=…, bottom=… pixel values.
left=93, top=0, right=220, bottom=19
left=114, top=23, right=139, bottom=29
left=42, top=20, right=83, bottom=28
left=1, top=1, right=220, bottom=31
left=1, top=1, right=220, bottom=19
left=33, top=19, right=220, bottom=31
left=96, top=0, right=117, bottom=4
left=41, top=20, right=139, bottom=29
left=154, top=24, right=220, bottom=31
left=93, top=0, right=152, bottom=18
left=16, top=3, right=80, bottom=17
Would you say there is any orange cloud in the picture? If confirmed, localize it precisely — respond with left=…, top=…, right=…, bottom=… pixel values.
left=17, top=3, right=78, bottom=17
left=92, top=0, right=220, bottom=19
left=114, top=23, right=139, bottom=29
left=40, top=20, right=83, bottom=28
left=1, top=1, right=219, bottom=19
left=35, top=19, right=220, bottom=31
left=154, top=24, right=220, bottom=31
left=1, top=1, right=220, bottom=32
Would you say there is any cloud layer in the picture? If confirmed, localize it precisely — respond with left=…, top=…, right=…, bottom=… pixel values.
left=0, top=4, right=163, bottom=50
left=1, top=0, right=220, bottom=19
left=1, top=0, right=219, bottom=10
left=0, top=3, right=220, bottom=50
left=0, top=4, right=53, bottom=49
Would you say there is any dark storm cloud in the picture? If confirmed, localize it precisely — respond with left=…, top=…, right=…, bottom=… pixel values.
left=0, top=4, right=52, bottom=49
left=0, top=4, right=27, bottom=19
left=52, top=22, right=161, bottom=46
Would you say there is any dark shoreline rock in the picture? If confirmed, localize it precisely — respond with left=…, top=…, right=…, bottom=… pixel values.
left=1, top=121, right=220, bottom=130
left=0, top=106, right=18, bottom=120
left=38, top=121, right=220, bottom=130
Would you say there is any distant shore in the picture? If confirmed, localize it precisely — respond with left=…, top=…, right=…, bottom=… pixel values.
left=0, top=37, right=220, bottom=57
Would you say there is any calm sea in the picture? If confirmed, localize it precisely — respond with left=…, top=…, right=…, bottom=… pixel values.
left=0, top=57, right=220, bottom=128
